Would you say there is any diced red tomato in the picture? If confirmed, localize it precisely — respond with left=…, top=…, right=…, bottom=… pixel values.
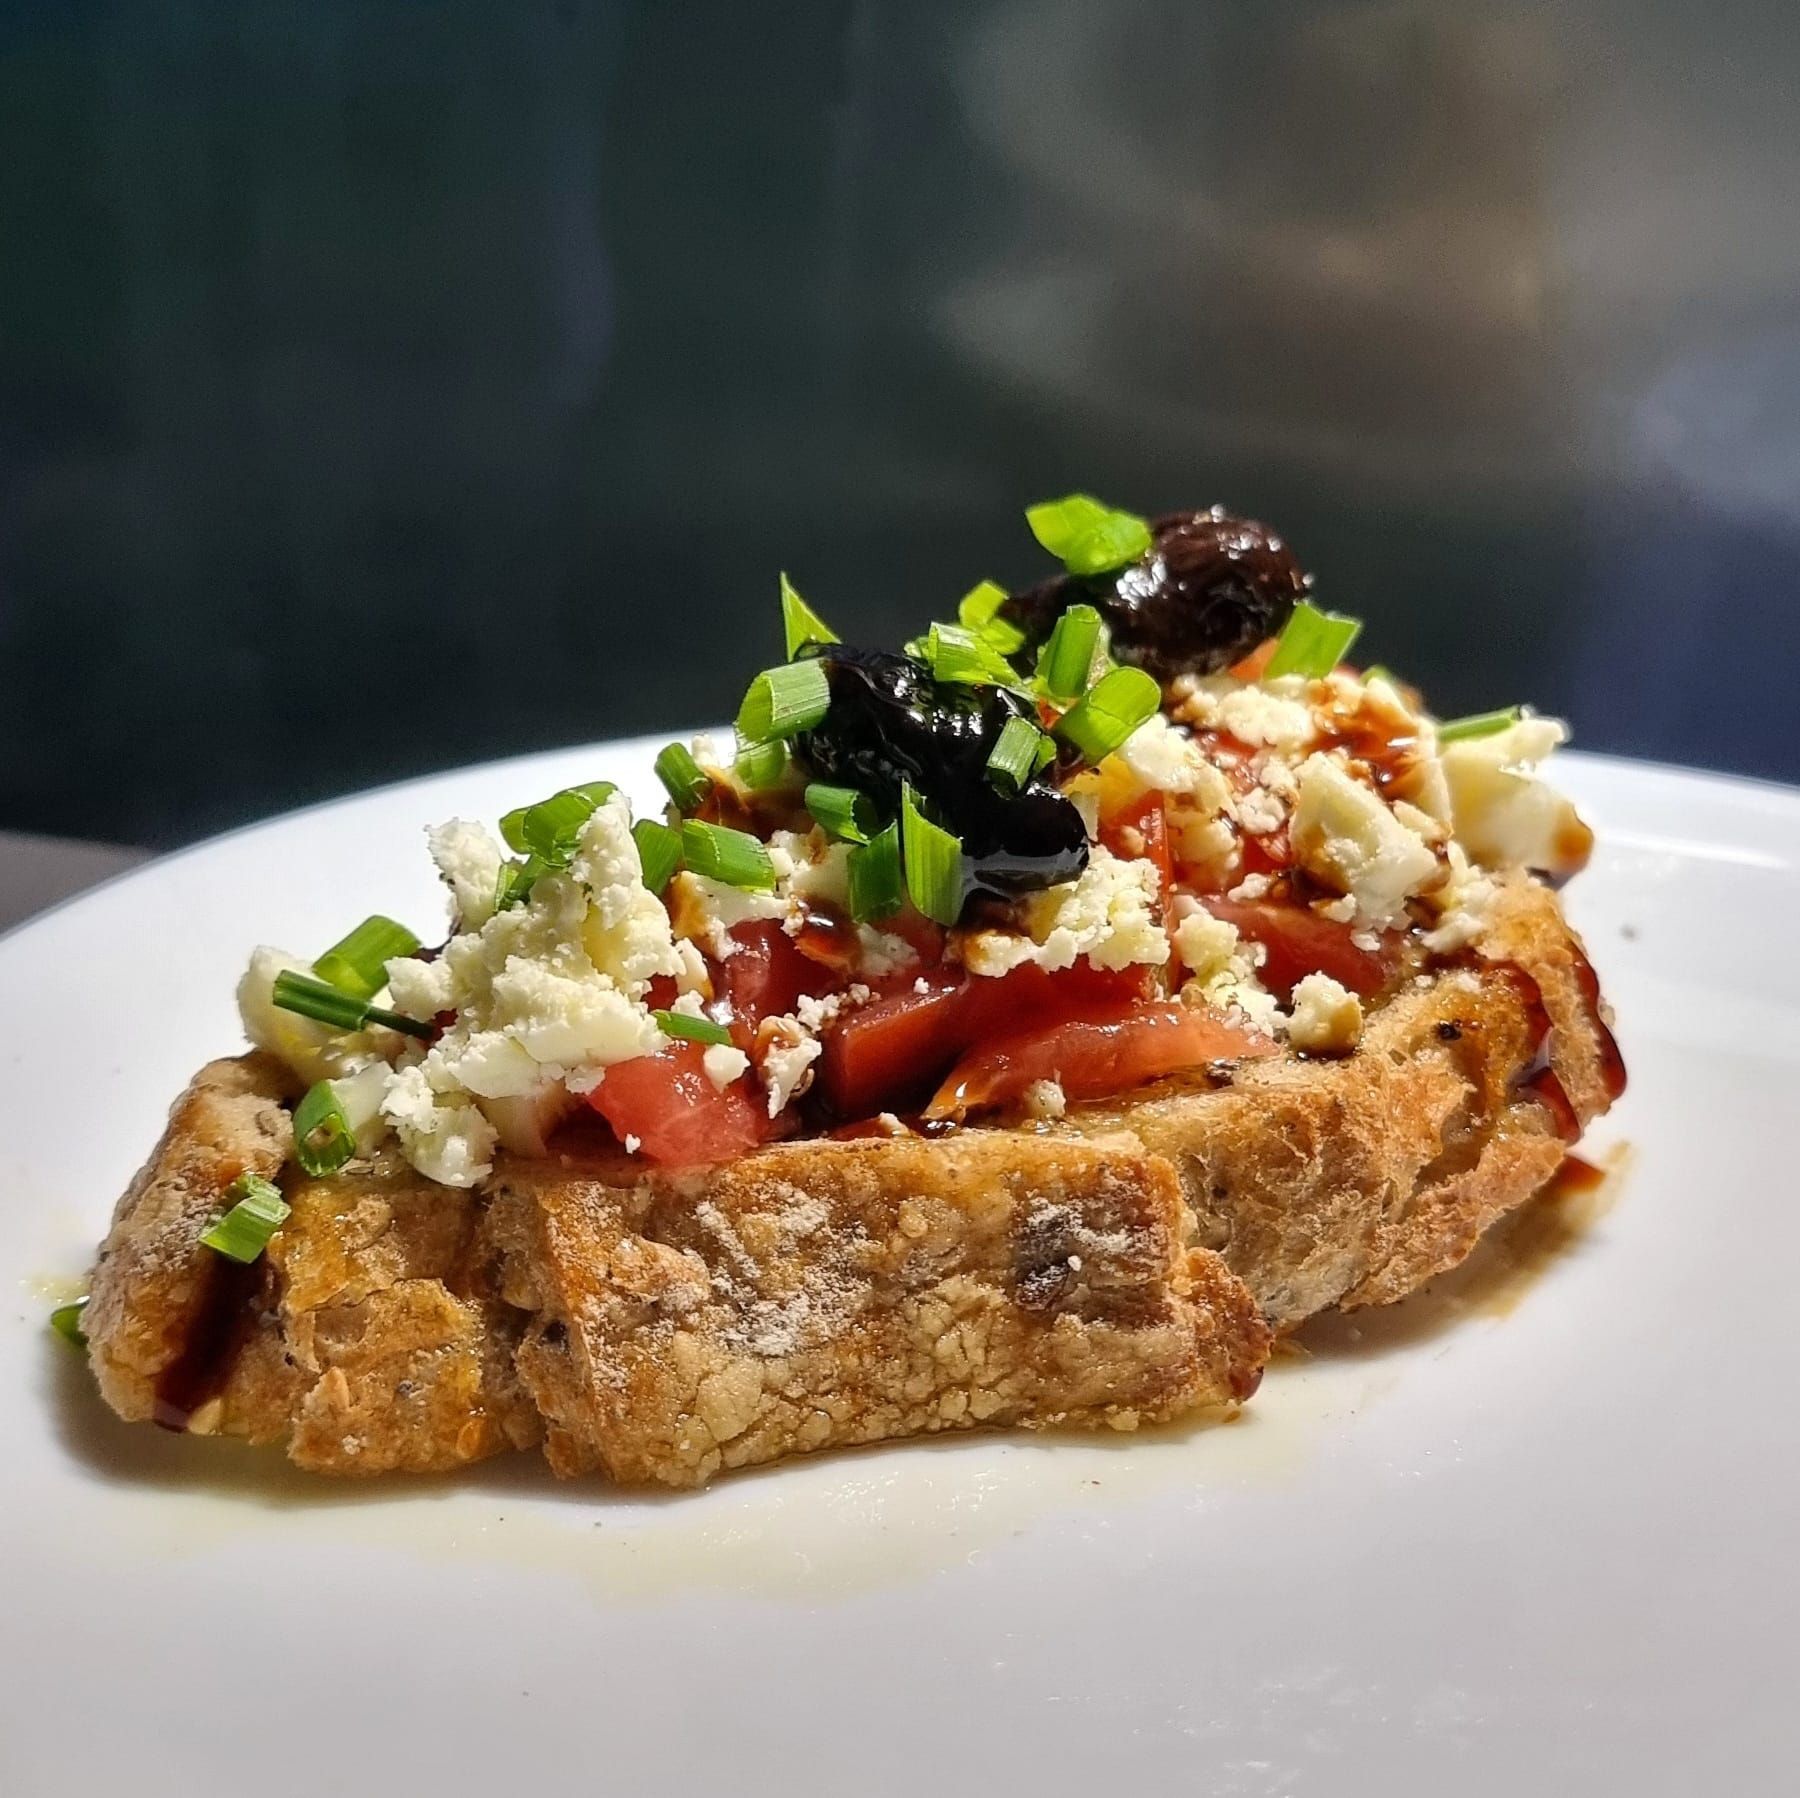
left=924, top=1000, right=1277, bottom=1121
left=1228, top=638, right=1279, bottom=681
left=713, top=920, right=840, bottom=1039
left=1202, top=897, right=1398, bottom=1002
left=585, top=1040, right=771, bottom=1166
left=816, top=959, right=1158, bottom=1119
left=1099, top=792, right=1173, bottom=899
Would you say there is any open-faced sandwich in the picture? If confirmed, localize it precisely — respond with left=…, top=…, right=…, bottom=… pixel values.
left=66, top=497, right=1624, bottom=1487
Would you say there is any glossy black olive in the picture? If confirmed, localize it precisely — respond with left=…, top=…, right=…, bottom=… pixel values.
left=1002, top=507, right=1310, bottom=683
left=793, top=646, right=1089, bottom=909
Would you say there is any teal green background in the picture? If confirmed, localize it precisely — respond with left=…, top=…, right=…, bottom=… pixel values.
left=4, top=2, right=1797, bottom=844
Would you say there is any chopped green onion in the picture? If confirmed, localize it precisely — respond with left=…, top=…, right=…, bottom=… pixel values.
left=655, top=742, right=712, bottom=812
left=49, top=1295, right=88, bottom=1347
left=652, top=1008, right=733, bottom=1047
left=847, top=820, right=903, bottom=922
left=1054, top=665, right=1161, bottom=765
left=494, top=856, right=544, bottom=913
left=1361, top=663, right=1395, bottom=687
left=312, top=915, right=421, bottom=1001
left=917, top=621, right=1023, bottom=689
left=1025, top=494, right=1152, bottom=577
left=292, top=1080, right=356, bottom=1177
left=900, top=783, right=965, bottom=925
left=632, top=818, right=682, bottom=894
left=780, top=571, right=839, bottom=658
left=1438, top=706, right=1523, bottom=743
left=736, top=657, right=831, bottom=744
left=985, top=715, right=1052, bottom=795
left=1037, top=603, right=1103, bottom=701
left=200, top=1173, right=291, bottom=1264
left=680, top=819, right=776, bottom=891
left=957, top=580, right=1025, bottom=656
left=734, top=738, right=789, bottom=789
left=805, top=782, right=877, bottom=844
left=1263, top=600, right=1363, bottom=680
left=271, top=970, right=433, bottom=1040
left=498, top=780, right=617, bottom=865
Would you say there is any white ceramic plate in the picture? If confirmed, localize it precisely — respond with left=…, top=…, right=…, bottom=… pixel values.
left=3, top=746, right=1795, bottom=1797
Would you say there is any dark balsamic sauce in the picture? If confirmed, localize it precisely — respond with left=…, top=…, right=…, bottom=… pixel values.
left=152, top=1252, right=264, bottom=1431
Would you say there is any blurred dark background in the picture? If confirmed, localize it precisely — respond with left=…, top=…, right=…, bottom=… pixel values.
left=3, top=0, right=1797, bottom=850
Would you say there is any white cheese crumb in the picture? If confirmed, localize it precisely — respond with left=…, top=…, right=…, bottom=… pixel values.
left=427, top=819, right=506, bottom=931
left=1022, top=1078, right=1067, bottom=1120
left=381, top=1063, right=497, bottom=1188
left=702, top=1043, right=751, bottom=1091
left=1235, top=786, right=1286, bottom=836
left=1289, top=752, right=1439, bottom=927
left=1172, top=910, right=1239, bottom=980
left=1316, top=893, right=1357, bottom=924
left=1228, top=872, right=1273, bottom=902
left=1114, top=713, right=1231, bottom=806
left=756, top=1017, right=823, bottom=1117
left=1440, top=716, right=1591, bottom=876
left=963, top=848, right=1170, bottom=977
left=623, top=1133, right=641, bottom=1154
left=1287, top=973, right=1364, bottom=1054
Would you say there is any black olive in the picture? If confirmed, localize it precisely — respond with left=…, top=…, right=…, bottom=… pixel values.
left=1002, top=507, right=1310, bottom=683
left=793, top=646, right=1089, bottom=910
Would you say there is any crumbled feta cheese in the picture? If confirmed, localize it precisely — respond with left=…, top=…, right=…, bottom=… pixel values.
left=1022, top=1078, right=1067, bottom=1119
left=1167, top=809, right=1237, bottom=881
left=1317, top=893, right=1357, bottom=924
left=427, top=819, right=506, bottom=931
left=669, top=870, right=787, bottom=961
left=855, top=927, right=918, bottom=979
left=1422, top=842, right=1502, bottom=953
left=381, top=1063, right=497, bottom=1188
left=962, top=848, right=1170, bottom=977
left=1290, top=753, right=1439, bottom=927
left=623, top=1133, right=641, bottom=1154
left=1228, top=872, right=1273, bottom=902
left=1174, top=673, right=1318, bottom=750
left=1287, top=973, right=1363, bottom=1054
left=236, top=946, right=378, bottom=1085
left=756, top=1016, right=823, bottom=1117
left=1172, top=910, right=1239, bottom=981
left=1440, top=716, right=1592, bottom=876
left=702, top=1043, right=751, bottom=1090
left=793, top=984, right=872, bottom=1032
left=1114, top=713, right=1232, bottom=807
left=668, top=989, right=708, bottom=1020
left=1235, top=786, right=1286, bottom=836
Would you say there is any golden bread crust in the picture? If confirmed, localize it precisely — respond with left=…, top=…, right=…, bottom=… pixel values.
left=1056, top=876, right=1618, bottom=1326
left=488, top=1132, right=1268, bottom=1487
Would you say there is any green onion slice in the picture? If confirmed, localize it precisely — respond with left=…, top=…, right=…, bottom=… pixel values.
left=1263, top=600, right=1364, bottom=680
left=1437, top=706, right=1523, bottom=743
left=499, top=780, right=617, bottom=865
left=986, top=715, right=1052, bottom=795
left=804, top=782, right=878, bottom=845
left=1054, top=665, right=1162, bottom=765
left=49, top=1295, right=89, bottom=1347
left=632, top=818, right=682, bottom=895
left=1361, top=663, right=1395, bottom=687
left=781, top=571, right=839, bottom=659
left=200, top=1173, right=291, bottom=1265
left=652, top=1008, right=733, bottom=1047
left=655, top=741, right=713, bottom=812
left=847, top=820, right=903, bottom=922
left=1025, top=494, right=1152, bottom=577
left=900, top=783, right=965, bottom=925
left=957, top=579, right=1025, bottom=655
left=312, top=915, right=420, bottom=1001
left=494, top=857, right=543, bottom=913
left=680, top=819, right=777, bottom=892
left=734, top=738, right=789, bottom=790
left=918, top=621, right=1022, bottom=690
left=1036, top=603, right=1103, bottom=701
left=736, top=657, right=831, bottom=745
left=271, top=970, right=433, bottom=1040
left=292, top=1079, right=356, bottom=1177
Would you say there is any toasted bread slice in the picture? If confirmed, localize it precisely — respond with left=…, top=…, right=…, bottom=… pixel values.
left=1054, top=877, right=1621, bottom=1327
left=83, top=1072, right=1267, bottom=1484
left=487, top=1132, right=1267, bottom=1487
left=80, top=878, right=1614, bottom=1483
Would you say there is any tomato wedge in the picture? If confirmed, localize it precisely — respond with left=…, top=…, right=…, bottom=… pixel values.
left=585, top=1040, right=770, bottom=1166
left=1099, top=791, right=1172, bottom=898
left=713, top=920, right=840, bottom=1038
left=924, top=1000, right=1277, bottom=1121
left=816, top=959, right=1158, bottom=1120
left=1202, top=897, right=1398, bottom=1002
